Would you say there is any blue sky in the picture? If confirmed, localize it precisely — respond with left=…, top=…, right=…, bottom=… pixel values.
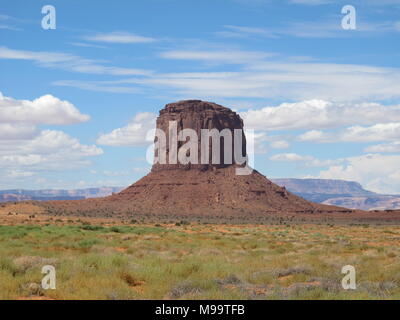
left=1, top=0, right=400, bottom=193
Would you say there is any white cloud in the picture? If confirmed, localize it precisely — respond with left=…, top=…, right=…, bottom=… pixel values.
left=5, top=170, right=36, bottom=178
left=0, top=46, right=151, bottom=76
left=83, top=31, right=155, bottom=44
left=314, top=154, right=400, bottom=194
left=0, top=14, right=21, bottom=31
left=299, top=122, right=400, bottom=143
left=69, top=42, right=107, bottom=49
left=218, top=21, right=343, bottom=38
left=0, top=24, right=20, bottom=31
left=340, top=123, right=400, bottom=142
left=297, top=130, right=329, bottom=142
left=114, top=58, right=400, bottom=100
left=0, top=123, right=37, bottom=140
left=25, top=130, right=102, bottom=156
left=0, top=130, right=103, bottom=170
left=241, top=100, right=400, bottom=131
left=270, top=140, right=290, bottom=149
left=37, top=47, right=400, bottom=101
left=218, top=19, right=400, bottom=39
left=0, top=92, right=90, bottom=141
left=269, top=152, right=338, bottom=167
left=160, top=50, right=273, bottom=64
left=364, top=141, right=400, bottom=153
left=270, top=153, right=314, bottom=162
left=53, top=80, right=141, bottom=94
left=0, top=92, right=90, bottom=126
left=97, top=112, right=156, bottom=146
left=0, top=93, right=102, bottom=181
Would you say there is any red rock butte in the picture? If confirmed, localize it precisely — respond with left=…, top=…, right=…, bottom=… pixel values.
left=106, top=100, right=349, bottom=216
left=152, top=100, right=247, bottom=171
left=42, top=100, right=352, bottom=218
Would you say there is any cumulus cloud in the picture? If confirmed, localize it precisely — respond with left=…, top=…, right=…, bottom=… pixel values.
left=0, top=123, right=37, bottom=140
left=364, top=141, right=400, bottom=153
left=0, top=91, right=90, bottom=142
left=241, top=100, right=400, bottom=131
left=0, top=92, right=90, bottom=141
left=270, top=140, right=290, bottom=149
left=299, top=122, right=400, bottom=143
left=0, top=92, right=90, bottom=126
left=0, top=130, right=103, bottom=170
left=97, top=112, right=156, bottom=146
left=22, top=130, right=102, bottom=156
left=270, top=153, right=313, bottom=162
left=0, top=93, right=102, bottom=181
left=335, top=123, right=400, bottom=142
left=269, top=152, right=338, bottom=167
left=297, top=130, right=329, bottom=142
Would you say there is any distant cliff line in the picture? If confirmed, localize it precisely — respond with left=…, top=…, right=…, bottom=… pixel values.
left=0, top=187, right=124, bottom=202
left=1, top=179, right=399, bottom=211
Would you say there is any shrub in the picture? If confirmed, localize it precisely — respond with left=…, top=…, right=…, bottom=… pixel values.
left=76, top=239, right=101, bottom=248
left=81, top=225, right=104, bottom=231
left=110, top=226, right=122, bottom=233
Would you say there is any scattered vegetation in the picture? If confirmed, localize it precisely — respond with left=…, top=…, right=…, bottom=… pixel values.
left=0, top=223, right=399, bottom=300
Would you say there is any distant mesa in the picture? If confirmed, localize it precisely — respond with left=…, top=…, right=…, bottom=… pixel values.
left=273, top=179, right=400, bottom=211
left=0, top=187, right=123, bottom=202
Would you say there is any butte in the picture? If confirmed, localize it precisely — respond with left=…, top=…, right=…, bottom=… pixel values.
left=42, top=100, right=351, bottom=219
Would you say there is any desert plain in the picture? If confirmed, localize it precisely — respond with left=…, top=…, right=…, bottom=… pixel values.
left=0, top=202, right=400, bottom=300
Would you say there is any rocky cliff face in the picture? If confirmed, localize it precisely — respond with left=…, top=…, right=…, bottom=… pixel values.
left=152, top=100, right=246, bottom=171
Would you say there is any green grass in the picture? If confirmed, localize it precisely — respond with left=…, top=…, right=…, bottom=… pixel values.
left=0, top=223, right=400, bottom=299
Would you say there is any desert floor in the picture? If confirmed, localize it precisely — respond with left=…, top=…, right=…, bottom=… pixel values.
left=0, top=212, right=399, bottom=300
